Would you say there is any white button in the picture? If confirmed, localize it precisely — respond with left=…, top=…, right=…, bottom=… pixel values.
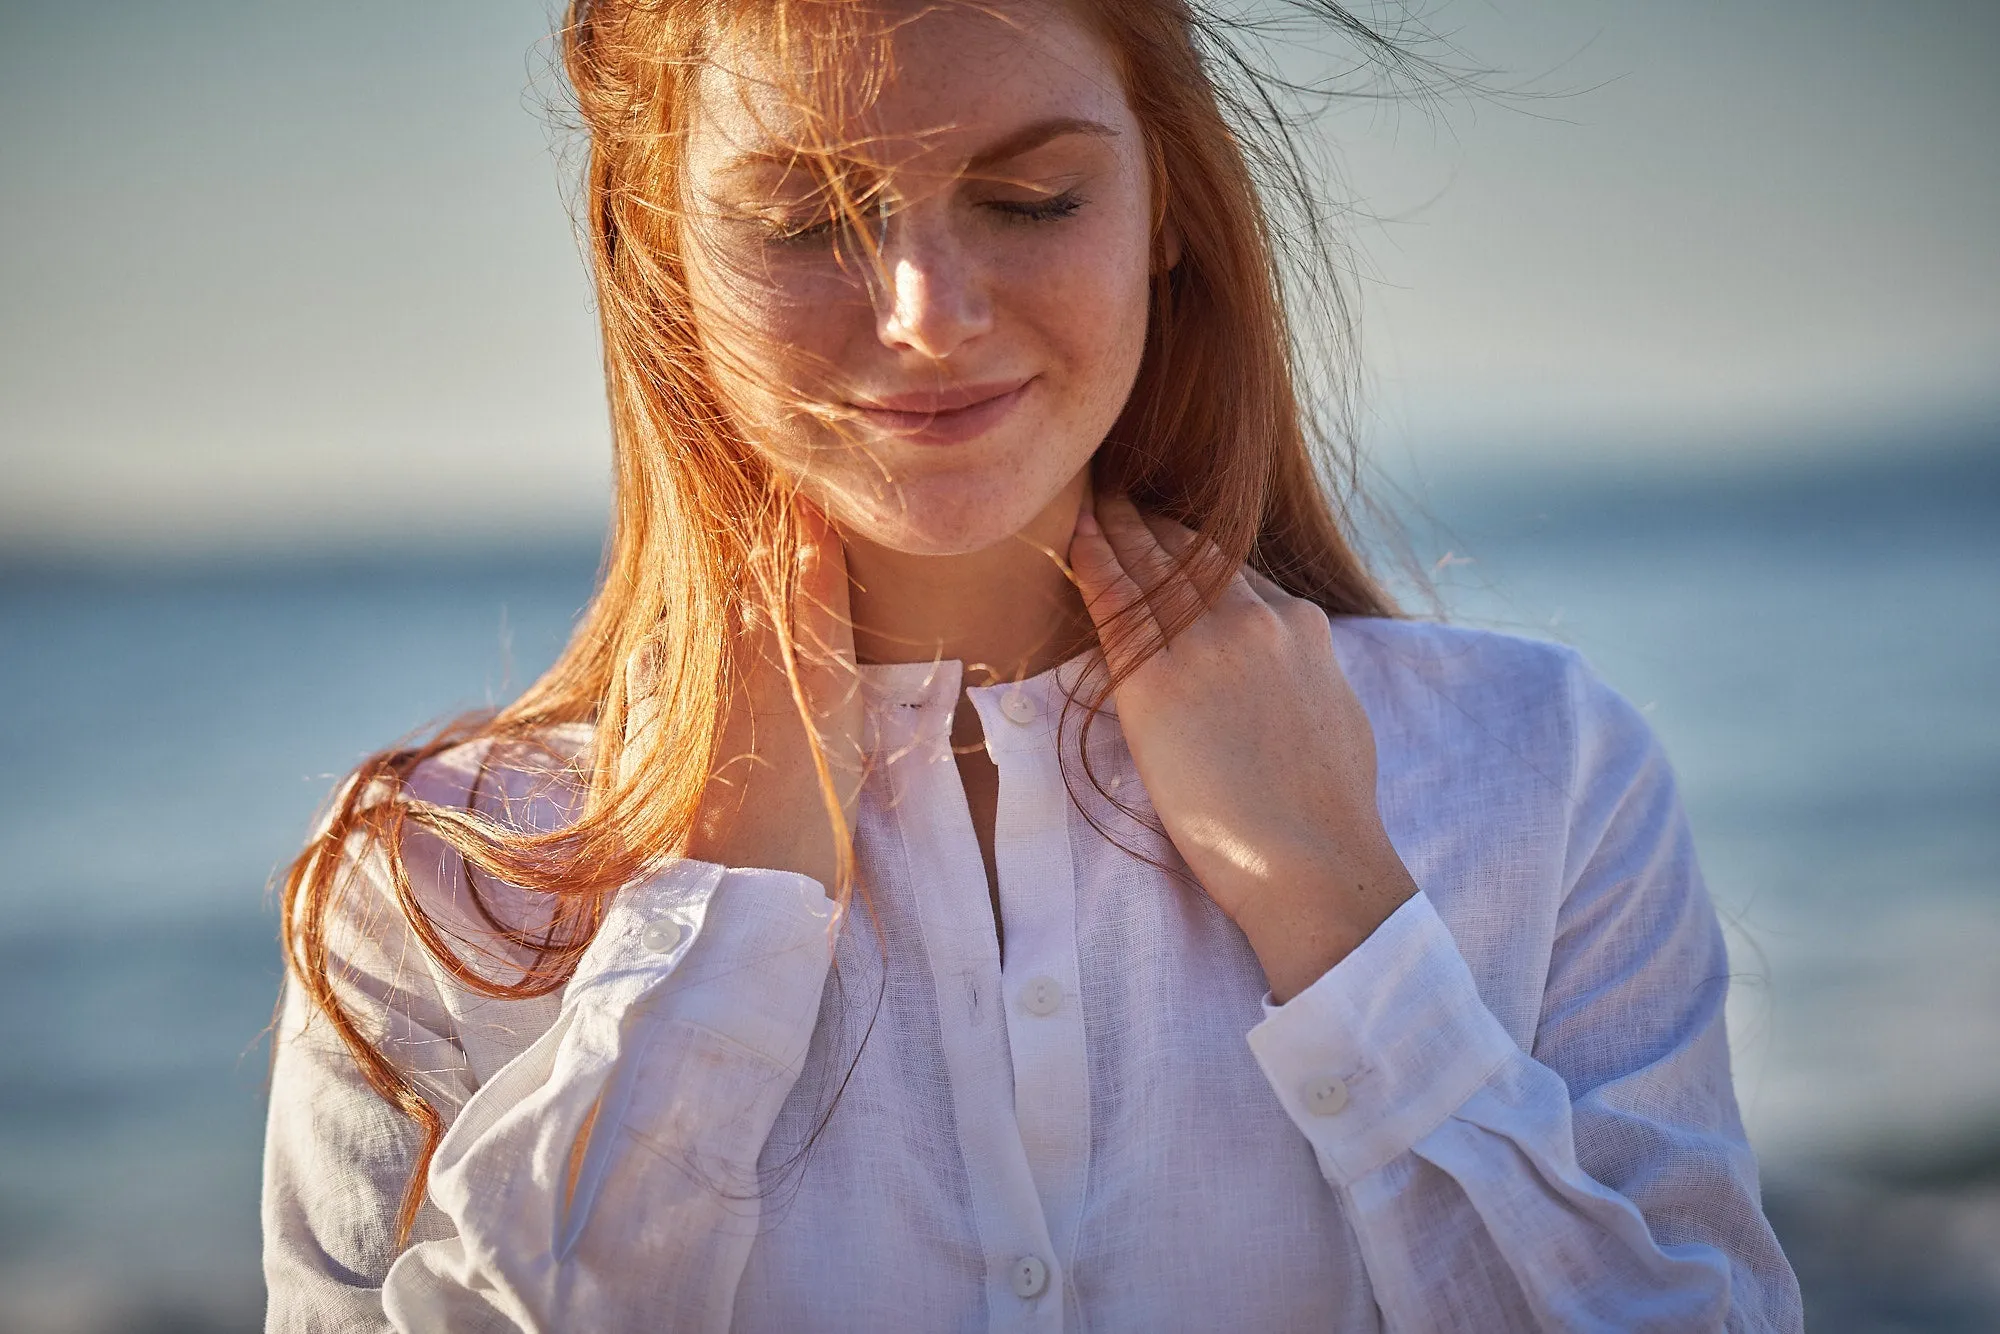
left=1018, top=976, right=1063, bottom=1017
left=1000, top=692, right=1038, bottom=726
left=1010, top=1254, right=1049, bottom=1299
left=640, top=918, right=683, bottom=954
left=1304, top=1077, right=1349, bottom=1116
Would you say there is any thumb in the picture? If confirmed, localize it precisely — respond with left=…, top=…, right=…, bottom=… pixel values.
left=618, top=635, right=668, bottom=788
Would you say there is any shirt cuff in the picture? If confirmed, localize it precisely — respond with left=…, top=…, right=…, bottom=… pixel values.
left=1245, top=891, right=1520, bottom=1185
left=567, top=858, right=837, bottom=1074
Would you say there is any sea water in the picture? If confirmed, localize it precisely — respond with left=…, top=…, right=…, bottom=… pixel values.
left=1, top=442, right=1994, bottom=1331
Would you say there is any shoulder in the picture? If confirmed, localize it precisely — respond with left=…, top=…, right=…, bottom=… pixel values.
left=309, top=721, right=600, bottom=1013
left=1326, top=627, right=1702, bottom=1043
left=358, top=718, right=599, bottom=938
left=268, top=725, right=603, bottom=1263
left=397, top=720, right=599, bottom=831
left=1329, top=615, right=1600, bottom=756
left=1329, top=615, right=1671, bottom=835
left=1328, top=614, right=1584, bottom=699
left=327, top=720, right=599, bottom=927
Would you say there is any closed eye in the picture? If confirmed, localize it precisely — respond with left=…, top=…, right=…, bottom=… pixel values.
left=761, top=186, right=1085, bottom=246
left=988, top=188, right=1086, bottom=224
left=762, top=183, right=892, bottom=246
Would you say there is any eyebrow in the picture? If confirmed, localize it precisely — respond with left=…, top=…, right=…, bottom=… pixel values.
left=713, top=116, right=1120, bottom=181
left=963, top=116, right=1121, bottom=171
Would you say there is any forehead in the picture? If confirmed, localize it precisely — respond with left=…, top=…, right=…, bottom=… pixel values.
left=686, top=0, right=1134, bottom=180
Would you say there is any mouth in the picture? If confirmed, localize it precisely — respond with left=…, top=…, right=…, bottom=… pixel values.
left=846, top=376, right=1035, bottom=445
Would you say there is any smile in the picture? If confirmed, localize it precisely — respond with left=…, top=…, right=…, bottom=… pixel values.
left=847, top=377, right=1035, bottom=446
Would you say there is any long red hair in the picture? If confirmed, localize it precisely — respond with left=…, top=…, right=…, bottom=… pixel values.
left=280, top=0, right=1403, bottom=1244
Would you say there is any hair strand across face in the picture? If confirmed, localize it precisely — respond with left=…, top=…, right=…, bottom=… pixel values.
left=279, top=0, right=1424, bottom=1242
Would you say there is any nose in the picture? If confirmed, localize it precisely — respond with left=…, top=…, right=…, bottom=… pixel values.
left=872, top=214, right=993, bottom=361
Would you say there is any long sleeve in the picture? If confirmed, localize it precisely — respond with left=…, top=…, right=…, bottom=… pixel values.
left=263, top=838, right=835, bottom=1332
left=1246, top=654, right=1802, bottom=1332
left=379, top=860, right=835, bottom=1331
left=263, top=941, right=478, bottom=1332
left=263, top=797, right=502, bottom=1333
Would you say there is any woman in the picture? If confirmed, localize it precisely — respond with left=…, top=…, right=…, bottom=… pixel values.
left=263, top=0, right=1803, bottom=1328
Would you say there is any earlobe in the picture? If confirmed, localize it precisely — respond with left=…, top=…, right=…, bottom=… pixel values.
left=1157, top=218, right=1183, bottom=273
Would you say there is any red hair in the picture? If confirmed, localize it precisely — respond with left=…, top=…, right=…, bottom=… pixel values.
left=280, top=0, right=1400, bottom=1245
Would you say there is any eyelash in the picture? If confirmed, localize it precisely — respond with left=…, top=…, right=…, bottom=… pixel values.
left=768, top=188, right=1086, bottom=245
left=994, top=189, right=1086, bottom=225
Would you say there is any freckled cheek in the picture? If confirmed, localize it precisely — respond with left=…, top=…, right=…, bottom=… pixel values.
left=720, top=272, right=876, bottom=375
left=694, top=268, right=875, bottom=408
left=1007, top=234, right=1152, bottom=397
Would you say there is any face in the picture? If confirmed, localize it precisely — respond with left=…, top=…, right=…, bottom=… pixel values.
left=680, top=0, right=1160, bottom=557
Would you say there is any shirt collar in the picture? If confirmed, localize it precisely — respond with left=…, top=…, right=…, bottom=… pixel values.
left=855, top=647, right=1117, bottom=759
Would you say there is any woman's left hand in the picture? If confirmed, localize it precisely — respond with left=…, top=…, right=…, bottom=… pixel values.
left=1068, top=494, right=1418, bottom=1002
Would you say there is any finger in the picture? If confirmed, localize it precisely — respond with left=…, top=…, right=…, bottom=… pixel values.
left=1239, top=562, right=1291, bottom=606
left=1138, top=511, right=1194, bottom=562
left=623, top=636, right=664, bottom=727
left=1097, top=494, right=1203, bottom=632
left=1068, top=503, right=1160, bottom=674
left=1130, top=507, right=1288, bottom=610
left=618, top=636, right=669, bottom=787
left=1238, top=562, right=1332, bottom=644
left=1138, top=514, right=1262, bottom=615
left=1095, top=493, right=1177, bottom=587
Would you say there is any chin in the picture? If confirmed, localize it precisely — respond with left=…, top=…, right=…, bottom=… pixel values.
left=826, top=471, right=1063, bottom=558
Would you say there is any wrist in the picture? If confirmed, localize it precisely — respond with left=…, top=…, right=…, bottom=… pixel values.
left=1230, top=842, right=1419, bottom=1004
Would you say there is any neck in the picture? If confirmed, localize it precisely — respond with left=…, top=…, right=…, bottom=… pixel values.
left=842, top=472, right=1094, bottom=685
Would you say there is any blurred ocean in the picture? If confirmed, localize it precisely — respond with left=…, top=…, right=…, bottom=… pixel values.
left=1, top=438, right=1995, bottom=1332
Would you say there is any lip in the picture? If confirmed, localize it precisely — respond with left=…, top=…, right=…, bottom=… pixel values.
left=847, top=377, right=1035, bottom=445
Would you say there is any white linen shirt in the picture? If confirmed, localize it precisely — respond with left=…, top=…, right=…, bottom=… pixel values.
left=261, top=616, right=1802, bottom=1332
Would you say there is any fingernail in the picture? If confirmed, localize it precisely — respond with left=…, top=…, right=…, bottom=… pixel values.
left=1075, top=509, right=1100, bottom=536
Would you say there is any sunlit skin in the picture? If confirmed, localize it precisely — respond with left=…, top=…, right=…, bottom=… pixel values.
left=669, top=0, right=1416, bottom=1000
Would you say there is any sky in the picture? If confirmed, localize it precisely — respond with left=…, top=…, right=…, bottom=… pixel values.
left=1, top=0, right=1995, bottom=556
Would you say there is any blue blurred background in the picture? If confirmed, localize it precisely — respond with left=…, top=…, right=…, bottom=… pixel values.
left=2, top=2, right=1996, bottom=1330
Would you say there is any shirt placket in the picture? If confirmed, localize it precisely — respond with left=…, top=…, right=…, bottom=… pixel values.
left=867, top=663, right=1066, bottom=1334
left=970, top=676, right=1092, bottom=1328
